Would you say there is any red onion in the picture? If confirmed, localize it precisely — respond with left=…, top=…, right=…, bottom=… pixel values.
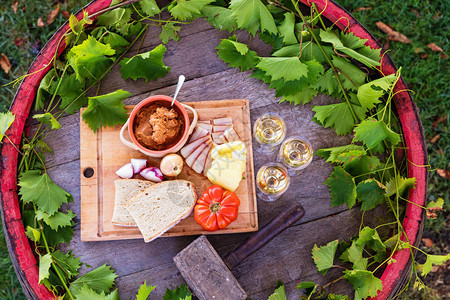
left=116, top=163, right=133, bottom=179
left=140, top=167, right=164, bottom=182
left=131, top=158, right=147, bottom=174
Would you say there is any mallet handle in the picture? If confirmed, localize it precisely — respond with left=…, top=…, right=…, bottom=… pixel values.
left=223, top=202, right=305, bottom=270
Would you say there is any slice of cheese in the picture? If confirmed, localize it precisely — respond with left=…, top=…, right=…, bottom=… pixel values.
left=207, top=141, right=246, bottom=192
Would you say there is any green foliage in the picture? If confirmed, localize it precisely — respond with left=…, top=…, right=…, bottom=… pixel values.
left=0, top=111, right=15, bottom=142
left=277, top=13, right=298, bottom=45
left=169, top=0, right=215, bottom=21
left=419, top=254, right=450, bottom=277
left=163, top=284, right=192, bottom=300
left=202, top=6, right=237, bottom=32
left=119, top=45, right=171, bottom=81
left=229, top=0, right=277, bottom=36
left=35, top=210, right=76, bottom=231
left=38, top=253, right=53, bottom=283
left=81, top=89, right=131, bottom=132
left=69, top=264, right=117, bottom=296
left=343, top=270, right=383, bottom=300
left=18, top=170, right=71, bottom=215
left=69, top=35, right=116, bottom=83
left=357, top=74, right=397, bottom=111
left=32, top=113, right=61, bottom=130
left=159, top=23, right=182, bottom=44
left=256, top=57, right=308, bottom=81
left=312, top=240, right=338, bottom=274
left=356, top=179, right=386, bottom=211
left=312, top=101, right=365, bottom=135
left=385, top=175, right=416, bottom=197
left=216, top=36, right=260, bottom=71
left=324, top=166, right=357, bottom=209
left=136, top=281, right=156, bottom=300
left=297, top=281, right=318, bottom=298
left=353, top=119, right=401, bottom=150
left=139, top=0, right=161, bottom=17
left=74, top=284, right=119, bottom=300
left=267, top=284, right=286, bottom=300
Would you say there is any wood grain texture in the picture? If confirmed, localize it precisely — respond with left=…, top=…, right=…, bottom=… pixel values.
left=80, top=100, right=258, bottom=241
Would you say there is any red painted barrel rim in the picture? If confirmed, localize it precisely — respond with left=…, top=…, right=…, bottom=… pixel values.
left=0, top=0, right=427, bottom=299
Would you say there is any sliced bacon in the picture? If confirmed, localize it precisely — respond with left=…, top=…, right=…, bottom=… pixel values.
left=212, top=117, right=233, bottom=126
left=223, top=127, right=240, bottom=142
left=197, top=123, right=213, bottom=133
left=211, top=132, right=224, bottom=144
left=213, top=125, right=232, bottom=132
left=188, top=127, right=209, bottom=143
left=192, top=143, right=213, bottom=174
left=180, top=135, right=209, bottom=158
left=185, top=141, right=210, bottom=167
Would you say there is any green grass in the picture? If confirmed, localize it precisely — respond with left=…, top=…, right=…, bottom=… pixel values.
left=0, top=0, right=448, bottom=299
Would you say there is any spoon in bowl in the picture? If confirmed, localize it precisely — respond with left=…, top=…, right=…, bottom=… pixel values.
left=171, top=75, right=186, bottom=106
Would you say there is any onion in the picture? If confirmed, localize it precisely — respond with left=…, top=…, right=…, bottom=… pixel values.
left=160, top=154, right=184, bottom=177
left=131, top=158, right=147, bottom=174
left=140, top=167, right=164, bottom=182
left=116, top=163, right=134, bottom=179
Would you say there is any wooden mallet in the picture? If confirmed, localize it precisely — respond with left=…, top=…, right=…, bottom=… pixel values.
left=173, top=202, right=305, bottom=300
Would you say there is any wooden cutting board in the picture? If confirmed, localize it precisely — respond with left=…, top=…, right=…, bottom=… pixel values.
left=80, top=99, right=258, bottom=241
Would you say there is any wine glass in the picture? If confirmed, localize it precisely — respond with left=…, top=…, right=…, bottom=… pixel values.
left=256, top=163, right=290, bottom=202
left=253, top=113, right=286, bottom=154
left=277, top=136, right=313, bottom=176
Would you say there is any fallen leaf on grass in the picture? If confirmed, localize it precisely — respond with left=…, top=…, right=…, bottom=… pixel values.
left=47, top=3, right=60, bottom=25
left=420, top=53, right=428, bottom=59
left=11, top=1, right=19, bottom=13
left=37, top=18, right=45, bottom=27
left=1, top=54, right=11, bottom=74
left=354, top=7, right=372, bottom=12
left=62, top=10, right=70, bottom=19
left=432, top=114, right=447, bottom=128
left=411, top=9, right=420, bottom=18
left=428, top=43, right=443, bottom=52
left=14, top=38, right=25, bottom=47
left=430, top=134, right=440, bottom=143
left=375, top=22, right=411, bottom=43
left=421, top=238, right=433, bottom=248
left=436, top=169, right=449, bottom=180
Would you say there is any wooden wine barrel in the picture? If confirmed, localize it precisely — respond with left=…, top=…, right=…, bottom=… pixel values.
left=0, top=0, right=427, bottom=299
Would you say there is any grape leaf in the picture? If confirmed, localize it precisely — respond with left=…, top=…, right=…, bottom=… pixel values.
left=159, top=23, right=181, bottom=44
left=70, top=264, right=117, bottom=295
left=43, top=223, right=74, bottom=247
left=353, top=118, right=401, bottom=150
left=74, top=284, right=119, bottom=300
left=216, top=36, right=260, bottom=71
left=0, top=111, right=15, bottom=142
left=139, top=0, right=161, bottom=17
left=51, top=250, right=81, bottom=279
left=33, top=113, right=61, bottom=130
left=385, top=175, right=416, bottom=197
left=258, top=31, right=284, bottom=51
left=36, top=210, right=76, bottom=231
left=273, top=42, right=334, bottom=64
left=356, top=179, right=386, bottom=211
left=69, top=36, right=115, bottom=83
left=348, top=227, right=386, bottom=263
left=256, top=57, right=308, bottom=81
left=119, top=44, right=170, bottom=82
left=280, top=87, right=318, bottom=105
left=25, top=226, right=41, bottom=242
left=96, top=7, right=131, bottom=27
left=202, top=6, right=237, bottom=32
left=82, top=89, right=131, bottom=132
left=339, top=31, right=382, bottom=63
left=346, top=243, right=368, bottom=270
left=332, top=56, right=366, bottom=91
left=267, top=284, right=286, bottom=300
left=312, top=101, right=365, bottom=135
left=39, top=253, right=53, bottom=283
left=57, top=73, right=88, bottom=114
left=277, top=13, right=297, bottom=45
left=116, top=21, right=143, bottom=40
left=18, top=170, right=71, bottom=215
left=169, top=0, right=215, bottom=21
left=312, top=239, right=338, bottom=274
left=35, top=69, right=57, bottom=110
left=327, top=295, right=349, bottom=300
left=357, top=74, right=397, bottom=111
left=102, top=32, right=130, bottom=53
left=229, top=0, right=277, bottom=36
left=343, top=270, right=383, bottom=300
left=419, top=254, right=450, bottom=277
left=316, top=144, right=365, bottom=163
left=320, top=29, right=380, bottom=68
left=136, top=281, right=156, bottom=300
left=296, top=281, right=318, bottom=298
left=324, top=166, right=357, bottom=209
left=342, top=155, right=380, bottom=178
left=313, top=68, right=338, bottom=95
left=163, top=284, right=192, bottom=300
left=426, top=197, right=444, bottom=210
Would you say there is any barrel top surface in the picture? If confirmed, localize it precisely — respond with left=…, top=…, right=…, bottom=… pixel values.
left=0, top=1, right=427, bottom=299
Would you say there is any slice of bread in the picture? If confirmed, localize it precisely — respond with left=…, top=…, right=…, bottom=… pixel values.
left=125, top=180, right=197, bottom=242
left=111, top=179, right=154, bottom=226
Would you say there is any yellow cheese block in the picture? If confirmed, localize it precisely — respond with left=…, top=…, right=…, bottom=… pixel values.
left=207, top=141, right=246, bottom=192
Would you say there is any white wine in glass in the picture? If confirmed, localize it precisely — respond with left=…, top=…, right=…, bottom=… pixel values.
left=256, top=163, right=290, bottom=202
left=278, top=136, right=313, bottom=176
left=253, top=113, right=286, bottom=154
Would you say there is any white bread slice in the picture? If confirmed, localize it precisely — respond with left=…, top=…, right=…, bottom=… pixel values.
left=125, top=180, right=197, bottom=242
left=112, top=179, right=154, bottom=226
